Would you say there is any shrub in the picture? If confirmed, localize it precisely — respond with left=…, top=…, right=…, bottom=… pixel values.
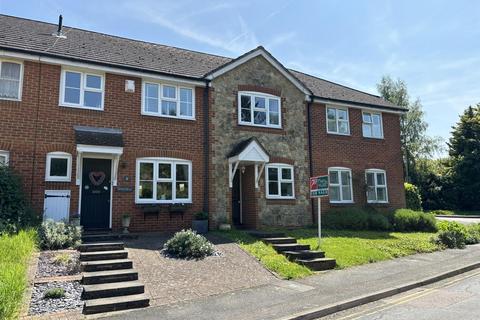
left=323, top=208, right=391, bottom=231
left=163, top=229, right=214, bottom=259
left=404, top=183, right=422, bottom=211
left=43, top=288, right=65, bottom=299
left=38, top=220, right=82, bottom=250
left=0, top=166, right=40, bottom=234
left=53, top=253, right=71, bottom=266
left=193, top=211, right=209, bottom=220
left=465, top=224, right=480, bottom=245
left=393, top=209, right=437, bottom=232
left=435, top=221, right=467, bottom=248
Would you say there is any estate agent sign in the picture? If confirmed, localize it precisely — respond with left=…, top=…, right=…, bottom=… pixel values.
left=309, top=175, right=329, bottom=245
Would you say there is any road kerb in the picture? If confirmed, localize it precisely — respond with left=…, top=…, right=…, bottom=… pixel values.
left=280, top=261, right=480, bottom=320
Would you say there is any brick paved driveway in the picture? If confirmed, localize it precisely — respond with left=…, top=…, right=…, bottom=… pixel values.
left=124, top=233, right=276, bottom=306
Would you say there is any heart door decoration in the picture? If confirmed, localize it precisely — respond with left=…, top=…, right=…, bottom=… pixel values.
left=89, top=171, right=106, bottom=186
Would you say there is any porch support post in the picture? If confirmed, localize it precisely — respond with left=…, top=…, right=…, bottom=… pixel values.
left=255, top=162, right=265, bottom=189
left=75, top=152, right=82, bottom=186
left=229, top=161, right=240, bottom=188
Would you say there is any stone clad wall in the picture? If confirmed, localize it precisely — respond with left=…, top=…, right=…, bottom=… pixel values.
left=210, top=55, right=311, bottom=227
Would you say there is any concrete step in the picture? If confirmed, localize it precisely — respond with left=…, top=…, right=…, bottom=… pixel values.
left=82, top=280, right=144, bottom=299
left=78, top=242, right=125, bottom=252
left=83, top=293, right=150, bottom=314
left=80, top=250, right=128, bottom=261
left=262, top=237, right=297, bottom=245
left=272, top=243, right=310, bottom=252
left=297, top=258, right=336, bottom=271
left=81, top=259, right=133, bottom=272
left=82, top=269, right=139, bottom=285
left=284, top=250, right=325, bottom=260
left=82, top=234, right=121, bottom=243
left=248, top=231, right=286, bottom=238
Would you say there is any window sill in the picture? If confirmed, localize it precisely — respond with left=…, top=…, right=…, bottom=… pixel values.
left=45, top=178, right=71, bottom=183
left=60, top=104, right=104, bottom=111
left=135, top=200, right=192, bottom=205
left=238, top=122, right=282, bottom=130
left=326, top=132, right=350, bottom=137
left=367, top=201, right=389, bottom=205
left=141, top=111, right=196, bottom=121
left=362, top=136, right=384, bottom=140
left=329, top=201, right=355, bottom=205
left=0, top=97, right=21, bottom=102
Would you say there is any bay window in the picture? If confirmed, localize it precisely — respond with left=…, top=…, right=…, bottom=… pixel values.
left=136, top=158, right=192, bottom=203
left=238, top=92, right=281, bottom=128
left=265, top=164, right=294, bottom=199
left=143, top=81, right=194, bottom=119
left=327, top=107, right=349, bottom=135
left=60, top=69, right=104, bottom=109
left=0, top=60, right=22, bottom=100
left=362, top=111, right=383, bottom=138
left=328, top=167, right=353, bottom=203
left=366, top=169, right=388, bottom=203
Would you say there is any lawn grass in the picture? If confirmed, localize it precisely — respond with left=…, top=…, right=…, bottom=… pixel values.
left=214, top=228, right=442, bottom=279
left=0, top=230, right=37, bottom=320
left=212, top=230, right=313, bottom=279
left=428, top=210, right=480, bottom=216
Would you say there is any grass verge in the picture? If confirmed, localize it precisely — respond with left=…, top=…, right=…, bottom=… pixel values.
left=212, top=230, right=312, bottom=279
left=214, top=228, right=442, bottom=278
left=0, top=230, right=37, bottom=320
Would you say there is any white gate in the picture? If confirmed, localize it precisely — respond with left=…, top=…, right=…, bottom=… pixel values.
left=43, top=190, right=71, bottom=222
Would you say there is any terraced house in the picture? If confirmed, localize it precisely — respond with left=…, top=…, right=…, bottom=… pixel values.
left=0, top=15, right=406, bottom=232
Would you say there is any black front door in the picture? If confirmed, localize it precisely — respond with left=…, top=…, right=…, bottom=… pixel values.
left=232, top=172, right=241, bottom=226
left=81, top=158, right=111, bottom=230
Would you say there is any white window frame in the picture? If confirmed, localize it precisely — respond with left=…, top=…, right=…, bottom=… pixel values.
left=45, top=152, right=72, bottom=182
left=238, top=91, right=282, bottom=129
left=362, top=111, right=384, bottom=139
left=326, top=106, right=350, bottom=135
left=141, top=81, right=195, bottom=120
left=135, top=157, right=192, bottom=204
left=328, top=167, right=354, bottom=203
left=59, top=68, right=105, bottom=110
left=0, top=150, right=10, bottom=166
left=0, top=59, right=23, bottom=101
left=265, top=163, right=295, bottom=199
left=365, top=169, right=389, bottom=203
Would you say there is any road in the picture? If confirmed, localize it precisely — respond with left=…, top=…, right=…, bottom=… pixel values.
left=436, top=216, right=480, bottom=225
left=322, top=269, right=480, bottom=320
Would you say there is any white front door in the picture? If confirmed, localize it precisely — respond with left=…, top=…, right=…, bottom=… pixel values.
left=43, top=190, right=71, bottom=222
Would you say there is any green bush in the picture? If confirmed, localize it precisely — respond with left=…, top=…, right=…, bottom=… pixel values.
left=43, top=287, right=65, bottom=299
left=323, top=208, right=391, bottom=231
left=193, top=211, right=209, bottom=220
left=0, top=166, right=40, bottom=234
left=38, top=220, right=82, bottom=250
left=393, top=209, right=437, bottom=232
left=164, top=229, right=214, bottom=259
left=435, top=221, right=468, bottom=248
left=465, top=224, right=480, bottom=245
left=429, top=210, right=454, bottom=216
left=404, top=183, right=422, bottom=211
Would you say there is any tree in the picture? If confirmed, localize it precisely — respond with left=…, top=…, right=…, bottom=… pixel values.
left=377, top=76, right=442, bottom=183
left=448, top=104, right=480, bottom=210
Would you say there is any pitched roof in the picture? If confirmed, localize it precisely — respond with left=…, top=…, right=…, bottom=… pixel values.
left=227, top=137, right=270, bottom=158
left=0, top=14, right=404, bottom=110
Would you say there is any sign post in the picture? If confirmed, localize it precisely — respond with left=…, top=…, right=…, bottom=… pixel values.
left=309, top=175, right=329, bottom=248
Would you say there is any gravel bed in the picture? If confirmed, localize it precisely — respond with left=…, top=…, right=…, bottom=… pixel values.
left=36, top=251, right=80, bottom=277
left=29, top=281, right=83, bottom=315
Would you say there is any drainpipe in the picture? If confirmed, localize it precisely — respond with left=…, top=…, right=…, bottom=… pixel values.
left=30, top=58, right=42, bottom=201
left=307, top=95, right=315, bottom=224
left=202, top=80, right=211, bottom=213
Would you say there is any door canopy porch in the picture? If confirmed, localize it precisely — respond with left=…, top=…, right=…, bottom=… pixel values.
left=227, top=137, right=270, bottom=189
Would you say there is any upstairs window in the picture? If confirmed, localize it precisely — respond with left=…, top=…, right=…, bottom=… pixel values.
left=136, top=158, right=192, bottom=203
left=366, top=169, right=388, bottom=203
left=238, top=92, right=281, bottom=128
left=143, top=82, right=194, bottom=119
left=0, top=150, right=9, bottom=166
left=0, top=60, right=22, bottom=100
left=327, top=107, right=349, bottom=135
left=60, top=70, right=104, bottom=110
left=265, top=164, right=294, bottom=199
left=362, top=112, right=383, bottom=138
left=328, top=167, right=353, bottom=203
left=45, top=152, right=72, bottom=182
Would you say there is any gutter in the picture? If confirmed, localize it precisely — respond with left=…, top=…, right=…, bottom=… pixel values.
left=203, top=80, right=211, bottom=213
left=307, top=95, right=315, bottom=224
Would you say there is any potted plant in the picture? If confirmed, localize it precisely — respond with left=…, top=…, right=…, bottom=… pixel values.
left=192, top=211, right=209, bottom=234
left=122, top=213, right=131, bottom=234
left=70, top=212, right=80, bottom=226
left=218, top=214, right=231, bottom=231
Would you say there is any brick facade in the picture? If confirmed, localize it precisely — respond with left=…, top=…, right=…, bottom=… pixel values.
left=0, top=51, right=405, bottom=232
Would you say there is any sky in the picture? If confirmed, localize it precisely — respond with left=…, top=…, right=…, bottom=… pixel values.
left=1, top=0, right=479, bottom=152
